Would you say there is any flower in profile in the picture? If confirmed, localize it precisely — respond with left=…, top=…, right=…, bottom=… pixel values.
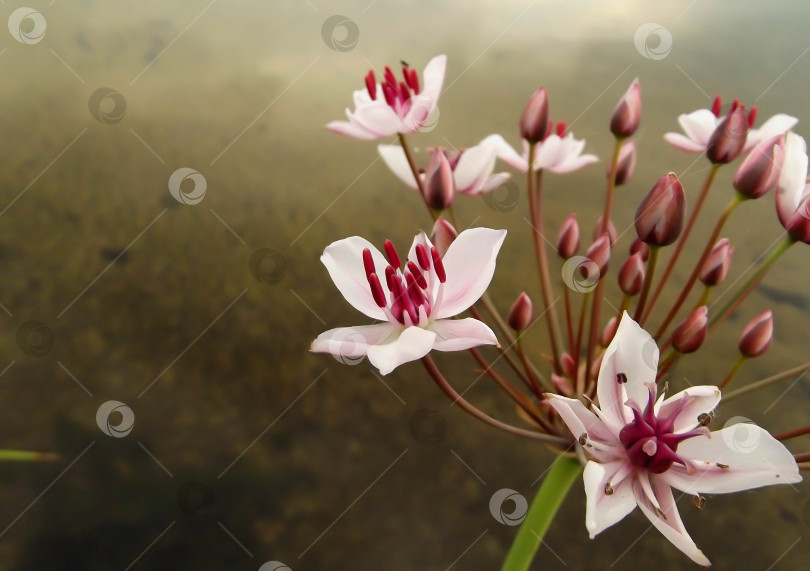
left=311, top=228, right=505, bottom=375
left=377, top=140, right=510, bottom=196
left=664, top=97, right=797, bottom=155
left=546, top=312, right=800, bottom=566
left=481, top=124, right=598, bottom=174
left=776, top=132, right=810, bottom=244
left=326, top=55, right=446, bottom=140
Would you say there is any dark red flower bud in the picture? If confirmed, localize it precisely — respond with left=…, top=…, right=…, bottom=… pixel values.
left=431, top=217, right=458, bottom=256
left=672, top=306, right=708, bottom=353
left=594, top=215, right=618, bottom=246
left=733, top=135, right=783, bottom=199
left=707, top=106, right=749, bottom=164
left=635, top=173, right=685, bottom=246
left=423, top=151, right=455, bottom=210
left=561, top=352, right=577, bottom=380
left=609, top=139, right=637, bottom=186
left=618, top=253, right=645, bottom=296
left=630, top=238, right=650, bottom=262
left=739, top=310, right=773, bottom=358
left=551, top=373, right=574, bottom=397
left=699, top=238, right=733, bottom=287
left=585, top=234, right=611, bottom=275
left=610, top=79, right=641, bottom=138
left=520, top=87, right=550, bottom=143
left=508, top=292, right=533, bottom=331
left=601, top=316, right=619, bottom=347
left=557, top=213, right=580, bottom=259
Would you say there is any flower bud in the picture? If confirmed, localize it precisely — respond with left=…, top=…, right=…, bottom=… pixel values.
left=594, top=215, right=618, bottom=246
left=551, top=373, right=574, bottom=397
left=610, top=79, right=641, bottom=138
left=604, top=141, right=636, bottom=189
left=629, top=238, right=650, bottom=262
left=556, top=213, right=580, bottom=259
left=520, top=87, right=550, bottom=143
left=671, top=306, right=708, bottom=354
left=706, top=106, right=748, bottom=164
left=699, top=238, right=733, bottom=287
left=733, top=135, right=783, bottom=199
left=561, top=352, right=577, bottom=379
left=635, top=173, right=685, bottom=246
left=585, top=234, right=611, bottom=275
left=431, top=217, right=457, bottom=256
left=423, top=151, right=455, bottom=210
left=601, top=316, right=618, bottom=347
left=776, top=132, right=810, bottom=244
left=739, top=310, right=773, bottom=358
left=618, top=253, right=645, bottom=296
left=508, top=292, right=533, bottom=331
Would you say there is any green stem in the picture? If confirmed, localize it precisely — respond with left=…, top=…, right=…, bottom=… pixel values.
left=501, top=455, right=582, bottom=571
left=722, top=361, right=810, bottom=403
left=0, top=450, right=58, bottom=462
left=717, top=355, right=748, bottom=390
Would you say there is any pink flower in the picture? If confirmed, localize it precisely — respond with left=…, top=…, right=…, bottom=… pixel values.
left=776, top=132, right=810, bottom=243
left=481, top=129, right=598, bottom=174
left=546, top=312, right=800, bottom=566
left=326, top=55, right=446, bottom=140
left=377, top=140, right=510, bottom=195
left=311, top=228, right=505, bottom=375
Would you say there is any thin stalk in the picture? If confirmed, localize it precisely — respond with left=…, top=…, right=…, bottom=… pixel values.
left=600, top=138, right=624, bottom=234
left=775, top=426, right=810, bottom=441
left=794, top=452, right=810, bottom=464
left=694, top=285, right=712, bottom=310
left=397, top=132, right=437, bottom=221
left=646, top=164, right=721, bottom=317
left=470, top=305, right=540, bottom=389
left=528, top=164, right=564, bottom=374
left=421, top=356, right=568, bottom=445
left=501, top=456, right=582, bottom=571
left=516, top=337, right=543, bottom=398
left=633, top=245, right=660, bottom=325
left=717, top=356, right=748, bottom=390
left=563, top=286, right=575, bottom=355
left=574, top=292, right=591, bottom=364
left=583, top=279, right=605, bottom=396
left=653, top=193, right=742, bottom=339
left=0, top=450, right=58, bottom=462
left=722, top=362, right=810, bottom=403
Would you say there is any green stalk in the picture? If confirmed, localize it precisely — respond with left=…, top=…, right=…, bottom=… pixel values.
left=501, top=455, right=582, bottom=571
left=0, top=449, right=58, bottom=462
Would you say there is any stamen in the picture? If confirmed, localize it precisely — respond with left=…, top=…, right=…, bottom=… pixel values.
left=407, top=68, right=420, bottom=94
left=384, top=66, right=397, bottom=88
left=415, top=244, right=431, bottom=271
left=604, top=482, right=614, bottom=496
left=365, top=70, right=377, bottom=101
left=384, top=239, right=402, bottom=268
left=368, top=273, right=386, bottom=307
left=405, top=272, right=425, bottom=306
left=556, top=121, right=567, bottom=137
left=730, top=98, right=740, bottom=113
left=642, top=439, right=658, bottom=456
left=382, top=83, right=396, bottom=107
left=384, top=265, right=396, bottom=292
left=616, top=373, right=628, bottom=384
left=716, top=462, right=729, bottom=470
left=399, top=81, right=411, bottom=103
left=578, top=433, right=588, bottom=446
left=693, top=495, right=707, bottom=510
left=748, top=106, right=757, bottom=128
left=407, top=261, right=428, bottom=289
left=362, top=248, right=376, bottom=279
left=431, top=247, right=446, bottom=283
left=711, top=95, right=722, bottom=117
left=697, top=412, right=712, bottom=427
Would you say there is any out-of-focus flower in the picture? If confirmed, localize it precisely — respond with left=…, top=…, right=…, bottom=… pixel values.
left=508, top=292, right=533, bottom=331
left=739, top=310, right=773, bottom=358
left=733, top=135, right=784, bottom=199
left=699, top=239, right=733, bottom=287
left=635, top=173, right=685, bottom=247
left=610, top=79, right=641, bottom=138
left=775, top=132, right=810, bottom=244
left=671, top=306, right=708, bottom=354
left=481, top=128, right=598, bottom=174
left=557, top=214, right=580, bottom=259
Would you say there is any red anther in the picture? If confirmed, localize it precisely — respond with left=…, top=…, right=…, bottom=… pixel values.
left=399, top=81, right=411, bottom=103
left=382, top=83, right=396, bottom=107
left=383, top=239, right=401, bottom=268
left=365, top=71, right=376, bottom=101
left=393, top=274, right=418, bottom=323
left=384, top=66, right=396, bottom=86
left=407, top=68, right=420, bottom=94
left=711, top=96, right=722, bottom=117
left=415, top=244, right=431, bottom=271
left=384, top=265, right=396, bottom=291
left=362, top=248, right=376, bottom=279
left=556, top=121, right=567, bottom=137
left=407, top=261, right=428, bottom=289
left=405, top=272, right=425, bottom=306
left=368, top=273, right=386, bottom=307
left=748, top=106, right=757, bottom=128
left=730, top=98, right=739, bottom=113
left=430, top=247, right=446, bottom=283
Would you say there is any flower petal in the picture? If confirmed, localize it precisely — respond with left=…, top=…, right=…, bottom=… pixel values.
left=532, top=135, right=564, bottom=170
left=583, top=461, right=637, bottom=538
left=378, top=144, right=419, bottom=189
left=420, top=55, right=447, bottom=106
left=310, top=323, right=399, bottom=359
left=656, top=385, right=720, bottom=433
left=326, top=119, right=377, bottom=140
left=663, top=424, right=801, bottom=494
left=551, top=153, right=600, bottom=174
left=366, top=326, right=436, bottom=375
left=635, top=476, right=710, bottom=567
left=546, top=395, right=619, bottom=450
left=348, top=103, right=405, bottom=138
left=453, top=143, right=496, bottom=194
left=663, top=132, right=707, bottom=153
left=679, top=109, right=717, bottom=147
left=776, top=132, right=808, bottom=224
left=597, top=312, right=659, bottom=431
left=480, top=134, right=529, bottom=172
left=434, top=228, right=507, bottom=319
left=428, top=318, right=497, bottom=351
left=480, top=172, right=511, bottom=193
left=746, top=113, right=798, bottom=151
left=321, top=236, right=390, bottom=320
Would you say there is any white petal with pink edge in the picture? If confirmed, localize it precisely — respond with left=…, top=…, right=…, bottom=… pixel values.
left=310, top=323, right=399, bottom=359
left=429, top=318, right=497, bottom=351
left=378, top=144, right=419, bottom=189
left=583, top=461, right=637, bottom=538
left=321, top=236, right=389, bottom=320
left=366, top=326, right=437, bottom=375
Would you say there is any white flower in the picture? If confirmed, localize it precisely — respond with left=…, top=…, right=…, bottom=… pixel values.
left=481, top=132, right=598, bottom=174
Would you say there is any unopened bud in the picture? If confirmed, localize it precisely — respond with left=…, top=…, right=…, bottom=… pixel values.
left=585, top=234, right=611, bottom=275
left=618, top=253, right=646, bottom=296
left=430, top=217, right=457, bottom=256
left=557, top=213, right=580, bottom=259
left=601, top=316, right=619, bottom=347
left=551, top=373, right=574, bottom=397
left=561, top=352, right=577, bottom=379
left=739, top=310, right=773, bottom=358
left=610, top=79, right=641, bottom=138
left=508, top=292, right=533, bottom=331
left=635, top=173, right=685, bottom=246
left=423, top=151, right=455, bottom=210
left=699, top=238, right=733, bottom=287
left=672, top=306, right=708, bottom=354
left=733, top=135, right=783, bottom=199
left=707, top=106, right=749, bottom=164
left=520, top=87, right=550, bottom=143
left=594, top=215, right=618, bottom=246
left=609, top=139, right=637, bottom=186
left=630, top=238, right=650, bottom=262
